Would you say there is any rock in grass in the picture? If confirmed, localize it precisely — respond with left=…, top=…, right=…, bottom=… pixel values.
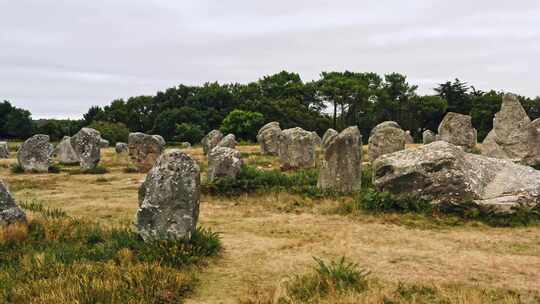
left=0, top=142, right=9, bottom=159
left=318, top=126, right=362, bottom=193
left=217, top=133, right=237, bottom=149
left=437, top=112, right=477, bottom=151
left=278, top=127, right=316, bottom=170
left=55, top=136, right=79, bottom=165
left=368, top=121, right=406, bottom=161
left=373, top=141, right=540, bottom=212
left=17, top=134, right=53, bottom=172
left=0, top=180, right=27, bottom=226
left=180, top=142, right=191, bottom=149
left=404, top=131, right=414, bottom=144
left=71, top=128, right=102, bottom=170
left=128, top=132, right=165, bottom=173
left=207, top=147, right=243, bottom=182
left=257, top=122, right=282, bottom=156
left=201, top=130, right=223, bottom=155
left=136, top=149, right=200, bottom=242
left=100, top=138, right=110, bottom=148
left=115, top=142, right=128, bottom=154
left=422, top=130, right=436, bottom=145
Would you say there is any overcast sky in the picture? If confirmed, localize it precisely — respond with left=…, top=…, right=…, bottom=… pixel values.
left=1, top=1, right=539, bottom=118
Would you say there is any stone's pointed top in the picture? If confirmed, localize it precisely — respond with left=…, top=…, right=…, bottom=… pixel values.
left=437, top=112, right=477, bottom=150
left=322, top=128, right=339, bottom=148
left=258, top=122, right=281, bottom=136
left=55, top=135, right=79, bottom=165
left=0, top=180, right=27, bottom=226
left=202, top=130, right=223, bottom=155
left=371, top=121, right=401, bottom=135
left=217, top=134, right=237, bottom=149
left=493, top=93, right=530, bottom=140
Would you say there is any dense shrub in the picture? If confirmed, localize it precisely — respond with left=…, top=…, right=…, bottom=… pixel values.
left=174, top=123, right=205, bottom=144
left=88, top=121, right=130, bottom=145
left=220, top=110, right=265, bottom=141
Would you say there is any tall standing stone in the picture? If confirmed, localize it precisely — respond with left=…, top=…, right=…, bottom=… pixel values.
left=55, top=136, right=79, bottom=165
left=71, top=128, right=102, bottom=170
left=217, top=133, right=237, bottom=149
left=257, top=122, right=281, bottom=156
left=136, top=149, right=200, bottom=242
left=278, top=127, right=316, bottom=170
left=322, top=129, right=338, bottom=148
left=437, top=112, right=477, bottom=150
left=318, top=126, right=362, bottom=193
left=422, top=130, right=436, bottom=145
left=368, top=121, right=406, bottom=161
left=128, top=133, right=165, bottom=173
left=0, top=180, right=27, bottom=226
left=0, top=142, right=9, bottom=159
left=207, top=147, right=243, bottom=182
left=202, top=130, right=223, bottom=155
left=17, top=134, right=52, bottom=172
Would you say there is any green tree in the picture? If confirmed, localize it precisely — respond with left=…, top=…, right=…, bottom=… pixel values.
left=4, top=108, right=33, bottom=139
left=88, top=121, right=130, bottom=144
left=174, top=123, right=204, bottom=144
left=220, top=110, right=265, bottom=141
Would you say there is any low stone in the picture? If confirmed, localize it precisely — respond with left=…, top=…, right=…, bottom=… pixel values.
left=100, top=138, right=110, bottom=148
left=437, top=112, right=477, bottom=150
left=422, top=130, right=436, bottom=145
left=128, top=132, right=165, bottom=172
left=17, top=134, right=52, bottom=172
left=278, top=127, right=316, bottom=170
left=217, top=134, right=237, bottom=149
left=318, top=126, right=362, bottom=193
left=71, top=128, right=101, bottom=170
left=207, top=147, right=243, bottom=182
left=55, top=136, right=79, bottom=165
left=115, top=142, right=128, bottom=154
left=136, top=149, right=200, bottom=242
left=368, top=121, right=406, bottom=161
left=180, top=142, right=191, bottom=149
left=202, top=130, right=223, bottom=155
left=404, top=131, right=414, bottom=144
left=0, top=142, right=9, bottom=159
left=0, top=180, right=27, bottom=226
left=257, top=122, right=281, bottom=155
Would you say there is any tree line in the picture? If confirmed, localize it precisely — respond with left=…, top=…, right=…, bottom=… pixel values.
left=2, top=71, right=540, bottom=144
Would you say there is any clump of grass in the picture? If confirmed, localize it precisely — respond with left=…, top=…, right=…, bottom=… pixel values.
left=48, top=164, right=61, bottom=174
left=19, top=200, right=68, bottom=219
left=9, top=163, right=24, bottom=174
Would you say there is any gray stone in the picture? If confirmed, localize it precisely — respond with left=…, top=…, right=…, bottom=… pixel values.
left=311, top=132, right=322, bottom=147
left=55, top=136, right=79, bottom=165
left=217, top=134, right=237, bottom=149
left=202, top=130, right=223, bottom=155
left=207, top=147, right=243, bottom=182
left=0, top=142, right=9, bottom=159
left=17, top=134, right=52, bottom=172
left=278, top=127, right=316, bottom=170
left=257, top=122, right=282, bottom=155
left=318, top=126, right=362, bottom=193
left=373, top=141, right=540, bottom=212
left=0, top=180, right=27, bottom=226
left=100, top=138, right=110, bottom=148
left=404, top=131, right=414, bottom=144
left=115, top=142, right=128, bottom=154
left=128, top=132, right=165, bottom=172
left=368, top=121, right=406, bottom=161
left=437, top=112, right=477, bottom=150
left=422, top=130, right=436, bottom=145
left=71, top=128, right=101, bottom=170
left=180, top=142, right=191, bottom=149
left=136, top=149, right=200, bottom=242
left=322, top=129, right=338, bottom=148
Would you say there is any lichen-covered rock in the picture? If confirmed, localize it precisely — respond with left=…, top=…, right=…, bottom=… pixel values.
left=0, top=142, right=9, bottom=159
left=368, top=121, right=406, bottom=161
left=71, top=128, right=101, bottom=170
left=17, top=134, right=52, bottom=172
left=373, top=141, right=540, bottom=212
left=422, top=130, right=436, bottom=145
left=278, top=127, right=316, bottom=170
left=322, top=129, right=338, bottom=148
left=207, top=147, right=243, bottom=182
left=128, top=132, right=165, bottom=173
left=437, top=112, right=477, bottom=150
left=0, top=180, right=27, bottom=226
left=217, top=134, right=237, bottom=149
left=257, top=122, right=282, bottom=155
left=180, top=142, right=191, bottom=149
left=481, top=94, right=540, bottom=166
left=202, top=130, right=223, bottom=155
left=100, top=138, right=110, bottom=148
left=318, top=126, right=362, bottom=193
left=404, top=131, right=414, bottom=144
left=311, top=132, right=322, bottom=147
left=136, top=149, right=200, bottom=242
left=115, top=142, right=128, bottom=154
left=55, top=136, right=79, bottom=165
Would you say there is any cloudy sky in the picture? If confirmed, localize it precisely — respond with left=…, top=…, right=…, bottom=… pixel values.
left=1, top=1, right=539, bottom=118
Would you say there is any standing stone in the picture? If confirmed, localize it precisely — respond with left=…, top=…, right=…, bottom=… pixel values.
left=318, top=126, right=362, bottom=193
left=180, top=142, right=192, bottom=149
left=55, top=136, right=79, bottom=165
left=202, top=130, right=223, bottom=155
left=311, top=132, right=322, bottom=147
left=437, top=112, right=477, bottom=150
left=257, top=122, right=282, bottom=155
left=71, top=128, right=101, bottom=170
left=422, top=130, right=436, bottom=145
left=115, top=142, right=128, bottom=154
left=128, top=132, right=165, bottom=173
left=136, top=149, right=200, bottom=242
left=0, top=142, right=9, bottom=159
left=368, top=121, right=406, bottom=161
left=322, top=129, right=338, bottom=148
left=207, top=147, right=243, bottom=182
left=278, top=127, right=316, bottom=170
left=217, top=134, right=237, bottom=149
left=404, top=131, right=414, bottom=144
left=100, top=138, right=110, bottom=148
left=0, top=181, right=27, bottom=226
left=17, top=134, right=52, bottom=172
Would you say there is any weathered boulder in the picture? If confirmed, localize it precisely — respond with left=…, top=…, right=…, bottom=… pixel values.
left=128, top=133, right=165, bottom=173
left=322, top=129, right=338, bottom=148
left=100, top=138, right=110, bottom=148
left=71, top=128, right=101, bottom=170
left=207, top=147, right=243, bottom=182
left=257, top=122, right=281, bottom=155
left=311, top=132, right=322, bottom=147
left=202, top=130, right=223, bottom=155
left=0, top=142, right=9, bottom=159
left=278, top=127, right=316, bottom=170
left=180, top=142, right=191, bottom=149
left=17, top=134, right=52, bottom=172
left=217, top=134, right=237, bottom=149
left=482, top=94, right=540, bottom=166
left=115, top=142, right=128, bottom=154
left=422, top=130, right=436, bottom=145
left=0, top=181, right=27, bottom=226
left=373, top=141, right=540, bottom=211
left=404, top=131, right=414, bottom=144
left=437, top=112, right=477, bottom=150
left=136, top=149, right=200, bottom=242
left=318, top=126, right=362, bottom=193
left=55, top=136, right=79, bottom=165
left=368, top=121, right=406, bottom=161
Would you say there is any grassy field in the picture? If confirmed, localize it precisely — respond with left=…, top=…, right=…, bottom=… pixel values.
left=1, top=144, right=540, bottom=303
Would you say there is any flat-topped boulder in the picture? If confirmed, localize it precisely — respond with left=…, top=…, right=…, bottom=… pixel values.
left=368, top=121, right=406, bottom=161
left=202, top=130, right=223, bottom=155
left=55, top=136, right=79, bottom=165
left=17, top=134, right=52, bottom=172
left=128, top=132, right=165, bottom=173
left=437, top=112, right=477, bottom=150
left=71, top=128, right=101, bottom=170
left=0, top=142, right=9, bottom=159
left=207, top=147, right=243, bottom=182
left=278, top=127, right=316, bottom=170
left=257, top=122, right=281, bottom=155
left=0, top=180, right=27, bottom=226
left=136, top=149, right=200, bottom=242
left=373, top=141, right=540, bottom=212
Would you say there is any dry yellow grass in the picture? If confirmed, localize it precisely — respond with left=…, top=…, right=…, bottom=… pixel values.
left=1, top=145, right=539, bottom=303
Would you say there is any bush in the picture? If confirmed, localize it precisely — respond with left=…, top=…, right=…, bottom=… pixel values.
left=174, top=123, right=204, bottom=144
left=88, top=121, right=129, bottom=145
left=220, top=110, right=265, bottom=141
